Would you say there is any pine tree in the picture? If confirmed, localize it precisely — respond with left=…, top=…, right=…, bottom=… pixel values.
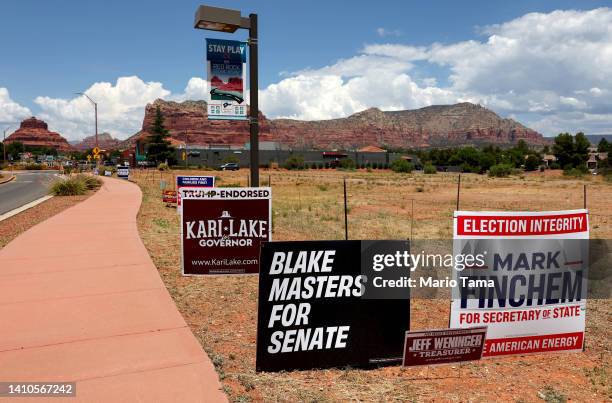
left=146, top=106, right=176, bottom=165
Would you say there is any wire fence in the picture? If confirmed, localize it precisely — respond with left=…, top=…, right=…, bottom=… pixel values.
left=130, top=168, right=612, bottom=240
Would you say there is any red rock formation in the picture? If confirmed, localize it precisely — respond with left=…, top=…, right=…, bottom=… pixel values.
left=5, top=117, right=73, bottom=152
left=71, top=132, right=121, bottom=151
left=122, top=100, right=272, bottom=148
left=122, top=100, right=548, bottom=149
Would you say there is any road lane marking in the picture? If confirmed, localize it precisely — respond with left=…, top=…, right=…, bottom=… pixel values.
left=0, top=195, right=54, bottom=222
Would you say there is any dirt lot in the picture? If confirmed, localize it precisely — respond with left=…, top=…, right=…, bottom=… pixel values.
left=134, top=168, right=610, bottom=402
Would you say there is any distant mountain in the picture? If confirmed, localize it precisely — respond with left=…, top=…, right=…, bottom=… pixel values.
left=5, top=117, right=73, bottom=152
left=71, top=132, right=121, bottom=151
left=122, top=99, right=548, bottom=150
left=585, top=134, right=612, bottom=145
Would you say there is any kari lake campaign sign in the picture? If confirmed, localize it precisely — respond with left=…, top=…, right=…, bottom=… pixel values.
left=181, top=187, right=271, bottom=275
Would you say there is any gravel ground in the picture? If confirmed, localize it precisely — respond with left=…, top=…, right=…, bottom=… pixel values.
left=0, top=193, right=93, bottom=249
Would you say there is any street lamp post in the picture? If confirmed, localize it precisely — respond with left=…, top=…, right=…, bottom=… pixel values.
left=3, top=127, right=9, bottom=163
left=76, top=93, right=99, bottom=150
left=194, top=5, right=259, bottom=187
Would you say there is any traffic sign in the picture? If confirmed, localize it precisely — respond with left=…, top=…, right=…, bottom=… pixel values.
left=93, top=147, right=100, bottom=155
left=86, top=155, right=92, bottom=161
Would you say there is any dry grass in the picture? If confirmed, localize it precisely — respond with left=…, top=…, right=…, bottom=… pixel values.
left=134, top=168, right=611, bottom=402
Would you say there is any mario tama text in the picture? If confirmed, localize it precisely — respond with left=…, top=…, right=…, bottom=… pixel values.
left=181, top=187, right=271, bottom=275
left=256, top=240, right=410, bottom=372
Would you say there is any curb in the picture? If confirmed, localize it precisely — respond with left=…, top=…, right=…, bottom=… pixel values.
left=0, top=195, right=54, bottom=222
left=0, top=174, right=16, bottom=185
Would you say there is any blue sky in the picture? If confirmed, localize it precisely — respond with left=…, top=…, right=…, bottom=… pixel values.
left=1, top=0, right=611, bottom=140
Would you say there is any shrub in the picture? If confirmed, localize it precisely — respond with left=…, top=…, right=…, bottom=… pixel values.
left=50, top=177, right=87, bottom=196
left=549, top=162, right=561, bottom=170
left=563, top=167, right=587, bottom=178
left=424, top=164, right=437, bottom=174
left=25, top=163, right=43, bottom=170
left=158, top=162, right=170, bottom=171
left=390, top=159, right=414, bottom=173
left=337, top=158, right=356, bottom=170
left=75, top=174, right=102, bottom=190
left=284, top=155, right=305, bottom=170
left=488, top=163, right=514, bottom=177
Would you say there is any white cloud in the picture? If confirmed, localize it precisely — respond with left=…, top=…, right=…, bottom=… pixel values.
left=260, top=7, right=612, bottom=136
left=376, top=28, right=402, bottom=37
left=32, top=76, right=213, bottom=141
left=13, top=8, right=612, bottom=140
left=0, top=88, right=31, bottom=125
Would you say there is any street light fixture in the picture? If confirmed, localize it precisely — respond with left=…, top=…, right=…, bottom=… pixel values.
left=75, top=92, right=98, bottom=150
left=194, top=5, right=259, bottom=187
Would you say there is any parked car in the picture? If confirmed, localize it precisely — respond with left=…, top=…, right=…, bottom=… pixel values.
left=219, top=162, right=240, bottom=171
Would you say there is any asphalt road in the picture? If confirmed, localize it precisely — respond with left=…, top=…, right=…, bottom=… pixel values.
left=0, top=171, right=59, bottom=215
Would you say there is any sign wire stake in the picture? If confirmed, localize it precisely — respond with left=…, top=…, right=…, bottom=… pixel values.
left=344, top=177, right=348, bottom=240
left=456, top=174, right=461, bottom=211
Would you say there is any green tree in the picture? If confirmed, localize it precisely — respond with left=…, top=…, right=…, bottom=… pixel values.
left=573, top=132, right=590, bottom=167
left=390, top=159, right=414, bottom=173
left=147, top=106, right=176, bottom=165
left=525, top=154, right=541, bottom=171
left=552, top=133, right=575, bottom=168
left=598, top=138, right=610, bottom=153
left=6, top=141, right=25, bottom=160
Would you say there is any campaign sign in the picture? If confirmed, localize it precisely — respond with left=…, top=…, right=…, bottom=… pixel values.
left=180, top=187, right=271, bottom=275
left=176, top=175, right=215, bottom=210
left=402, top=327, right=486, bottom=367
left=206, top=38, right=247, bottom=120
left=256, top=240, right=410, bottom=372
left=162, top=190, right=177, bottom=204
left=117, top=166, right=129, bottom=179
left=451, top=210, right=589, bottom=357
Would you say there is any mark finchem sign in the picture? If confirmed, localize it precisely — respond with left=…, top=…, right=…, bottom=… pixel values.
left=403, top=327, right=487, bottom=367
left=256, top=240, right=410, bottom=372
left=176, top=175, right=215, bottom=211
left=206, top=38, right=247, bottom=120
left=180, top=187, right=271, bottom=275
left=451, top=209, right=589, bottom=357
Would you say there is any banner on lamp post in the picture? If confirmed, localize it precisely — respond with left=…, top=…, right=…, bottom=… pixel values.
left=206, top=38, right=247, bottom=120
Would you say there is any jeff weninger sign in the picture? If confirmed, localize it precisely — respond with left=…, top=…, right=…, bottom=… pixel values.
left=256, top=240, right=410, bottom=372
left=180, top=187, right=271, bottom=275
left=451, top=210, right=589, bottom=357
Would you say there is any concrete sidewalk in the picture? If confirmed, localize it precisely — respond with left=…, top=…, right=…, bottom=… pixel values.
left=0, top=177, right=226, bottom=402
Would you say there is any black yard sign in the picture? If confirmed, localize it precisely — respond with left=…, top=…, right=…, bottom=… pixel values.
left=256, top=240, right=410, bottom=372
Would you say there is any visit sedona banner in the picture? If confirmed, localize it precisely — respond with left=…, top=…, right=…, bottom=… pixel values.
left=180, top=187, right=271, bottom=275
left=450, top=209, right=589, bottom=357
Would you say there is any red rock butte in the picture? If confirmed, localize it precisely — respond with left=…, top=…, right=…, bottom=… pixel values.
left=122, top=99, right=548, bottom=150
left=5, top=117, right=73, bottom=152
